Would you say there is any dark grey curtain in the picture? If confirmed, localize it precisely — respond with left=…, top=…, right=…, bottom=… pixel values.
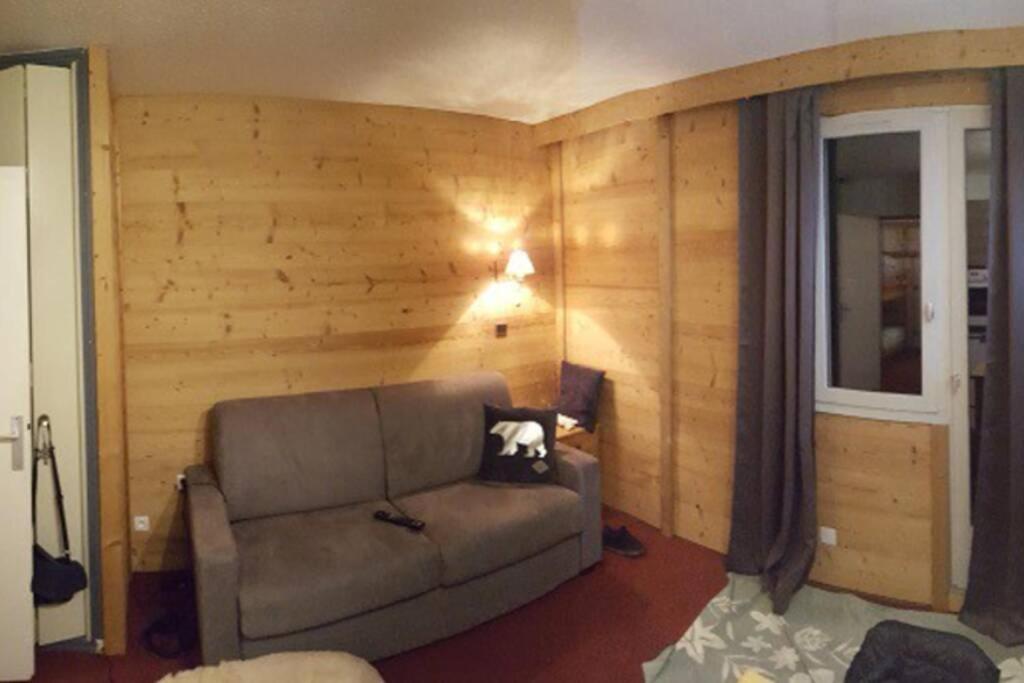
left=960, top=68, right=1024, bottom=646
left=726, top=88, right=820, bottom=614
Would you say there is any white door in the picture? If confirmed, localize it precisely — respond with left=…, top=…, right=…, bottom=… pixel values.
left=834, top=213, right=882, bottom=391
left=26, top=63, right=90, bottom=646
left=0, top=65, right=36, bottom=683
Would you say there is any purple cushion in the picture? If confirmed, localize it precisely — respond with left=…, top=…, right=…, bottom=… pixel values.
left=558, top=361, right=604, bottom=432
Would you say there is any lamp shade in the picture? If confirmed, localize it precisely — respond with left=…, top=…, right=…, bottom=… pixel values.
left=505, top=248, right=535, bottom=280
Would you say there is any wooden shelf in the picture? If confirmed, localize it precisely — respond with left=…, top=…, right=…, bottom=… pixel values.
left=556, top=424, right=599, bottom=456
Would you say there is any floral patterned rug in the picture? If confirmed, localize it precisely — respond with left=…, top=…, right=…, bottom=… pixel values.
left=643, top=574, right=1024, bottom=682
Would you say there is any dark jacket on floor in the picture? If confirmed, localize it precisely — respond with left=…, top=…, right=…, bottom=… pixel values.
left=846, top=620, right=999, bottom=683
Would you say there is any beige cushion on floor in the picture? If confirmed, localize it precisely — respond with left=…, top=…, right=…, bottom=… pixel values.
left=158, top=651, right=383, bottom=683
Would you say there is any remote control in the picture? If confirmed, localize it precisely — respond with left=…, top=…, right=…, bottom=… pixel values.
left=374, top=509, right=426, bottom=532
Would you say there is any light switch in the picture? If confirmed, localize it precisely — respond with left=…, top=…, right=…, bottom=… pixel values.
left=819, top=526, right=837, bottom=546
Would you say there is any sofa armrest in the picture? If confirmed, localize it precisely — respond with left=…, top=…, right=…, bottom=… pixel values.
left=554, top=443, right=602, bottom=569
left=185, top=464, right=241, bottom=664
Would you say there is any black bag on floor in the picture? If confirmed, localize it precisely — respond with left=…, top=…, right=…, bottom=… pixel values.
left=846, top=620, right=999, bottom=683
left=32, top=416, right=88, bottom=605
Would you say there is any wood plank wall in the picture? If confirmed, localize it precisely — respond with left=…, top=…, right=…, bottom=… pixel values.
left=813, top=415, right=947, bottom=605
left=534, top=27, right=1017, bottom=145
left=556, top=70, right=986, bottom=604
left=88, top=45, right=130, bottom=655
left=115, top=96, right=557, bottom=570
left=671, top=103, right=739, bottom=553
left=561, top=120, right=661, bottom=525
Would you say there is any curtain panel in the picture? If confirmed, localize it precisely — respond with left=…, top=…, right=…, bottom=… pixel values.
left=726, top=88, right=820, bottom=614
left=960, top=68, right=1024, bottom=647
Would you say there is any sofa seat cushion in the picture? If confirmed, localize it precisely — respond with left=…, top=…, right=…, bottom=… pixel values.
left=395, top=480, right=583, bottom=586
left=234, top=501, right=442, bottom=640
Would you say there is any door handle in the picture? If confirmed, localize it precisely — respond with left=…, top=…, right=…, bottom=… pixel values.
left=0, top=416, right=26, bottom=471
left=924, top=302, right=936, bottom=323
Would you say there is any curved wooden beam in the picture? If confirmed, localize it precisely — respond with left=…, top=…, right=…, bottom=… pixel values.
left=533, top=26, right=1023, bottom=145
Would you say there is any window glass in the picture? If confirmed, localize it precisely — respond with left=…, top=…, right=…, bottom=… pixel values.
left=826, top=132, right=922, bottom=395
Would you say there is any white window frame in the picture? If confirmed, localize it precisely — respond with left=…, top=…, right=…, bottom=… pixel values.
left=816, top=108, right=951, bottom=424
left=948, top=106, right=991, bottom=589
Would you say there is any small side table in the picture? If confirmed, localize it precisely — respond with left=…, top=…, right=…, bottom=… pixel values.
left=556, top=424, right=600, bottom=457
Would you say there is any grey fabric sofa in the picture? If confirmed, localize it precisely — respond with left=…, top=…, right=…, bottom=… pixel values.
left=185, top=371, right=602, bottom=664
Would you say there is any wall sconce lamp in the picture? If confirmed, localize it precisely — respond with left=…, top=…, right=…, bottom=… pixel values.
left=504, top=248, right=535, bottom=281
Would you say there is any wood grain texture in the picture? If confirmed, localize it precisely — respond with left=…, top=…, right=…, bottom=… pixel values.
left=670, top=103, right=739, bottom=554
left=562, top=119, right=660, bottom=526
left=115, top=95, right=557, bottom=570
left=533, top=27, right=1018, bottom=144
left=655, top=115, right=675, bottom=536
left=820, top=69, right=990, bottom=116
left=549, top=143, right=566, bottom=361
left=88, top=46, right=129, bottom=655
left=556, top=424, right=599, bottom=456
left=812, top=414, right=940, bottom=605
left=930, top=425, right=951, bottom=611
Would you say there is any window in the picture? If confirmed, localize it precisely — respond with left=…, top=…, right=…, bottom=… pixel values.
left=826, top=132, right=922, bottom=395
left=816, top=109, right=951, bottom=422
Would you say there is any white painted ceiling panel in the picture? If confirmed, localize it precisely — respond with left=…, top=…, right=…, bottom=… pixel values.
left=1, top=0, right=1022, bottom=122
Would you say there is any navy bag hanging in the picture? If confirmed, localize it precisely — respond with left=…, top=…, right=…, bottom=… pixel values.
left=31, top=415, right=87, bottom=606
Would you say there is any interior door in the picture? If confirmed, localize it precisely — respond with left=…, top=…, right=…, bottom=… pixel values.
left=834, top=213, right=882, bottom=390
left=0, top=65, right=36, bottom=682
left=26, top=63, right=90, bottom=646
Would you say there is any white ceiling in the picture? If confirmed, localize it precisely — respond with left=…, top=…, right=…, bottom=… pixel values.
left=2, top=0, right=1024, bottom=123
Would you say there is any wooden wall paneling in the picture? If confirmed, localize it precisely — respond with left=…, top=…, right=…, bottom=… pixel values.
left=116, top=95, right=557, bottom=569
left=820, top=70, right=990, bottom=117
left=533, top=27, right=1019, bottom=144
left=930, top=425, right=951, bottom=611
left=671, top=103, right=739, bottom=553
left=812, top=414, right=937, bottom=605
left=88, top=46, right=129, bottom=655
left=549, top=142, right=566, bottom=360
left=655, top=115, right=674, bottom=536
left=562, top=119, right=660, bottom=525
left=552, top=63, right=988, bottom=603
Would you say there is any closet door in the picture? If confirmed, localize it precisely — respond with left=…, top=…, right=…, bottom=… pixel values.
left=0, top=66, right=35, bottom=682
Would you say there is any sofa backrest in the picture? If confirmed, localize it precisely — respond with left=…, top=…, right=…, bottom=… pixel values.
left=373, top=371, right=511, bottom=498
left=210, top=388, right=385, bottom=521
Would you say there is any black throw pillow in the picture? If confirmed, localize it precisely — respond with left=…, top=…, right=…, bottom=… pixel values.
left=558, top=360, right=605, bottom=432
left=479, top=405, right=557, bottom=484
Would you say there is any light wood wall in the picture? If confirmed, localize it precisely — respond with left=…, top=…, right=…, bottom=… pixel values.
left=813, top=415, right=948, bottom=606
left=534, top=27, right=1017, bottom=145
left=88, top=46, right=129, bottom=655
left=115, top=96, right=557, bottom=570
left=556, top=70, right=984, bottom=605
left=671, top=103, right=739, bottom=552
left=561, top=119, right=661, bottom=525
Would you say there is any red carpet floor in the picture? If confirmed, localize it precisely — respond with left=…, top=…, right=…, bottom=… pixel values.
left=34, top=508, right=727, bottom=682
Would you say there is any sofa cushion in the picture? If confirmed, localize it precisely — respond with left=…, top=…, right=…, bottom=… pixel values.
left=211, top=388, right=384, bottom=521
left=233, top=501, right=442, bottom=639
left=373, top=372, right=511, bottom=498
left=479, top=404, right=558, bottom=484
left=395, top=480, right=583, bottom=586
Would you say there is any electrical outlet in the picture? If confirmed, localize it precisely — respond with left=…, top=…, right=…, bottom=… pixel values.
left=175, top=473, right=186, bottom=492
left=819, top=526, right=838, bottom=546
left=133, top=515, right=151, bottom=532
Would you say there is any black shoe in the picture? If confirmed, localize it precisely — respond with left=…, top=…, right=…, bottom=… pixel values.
left=602, top=525, right=646, bottom=558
